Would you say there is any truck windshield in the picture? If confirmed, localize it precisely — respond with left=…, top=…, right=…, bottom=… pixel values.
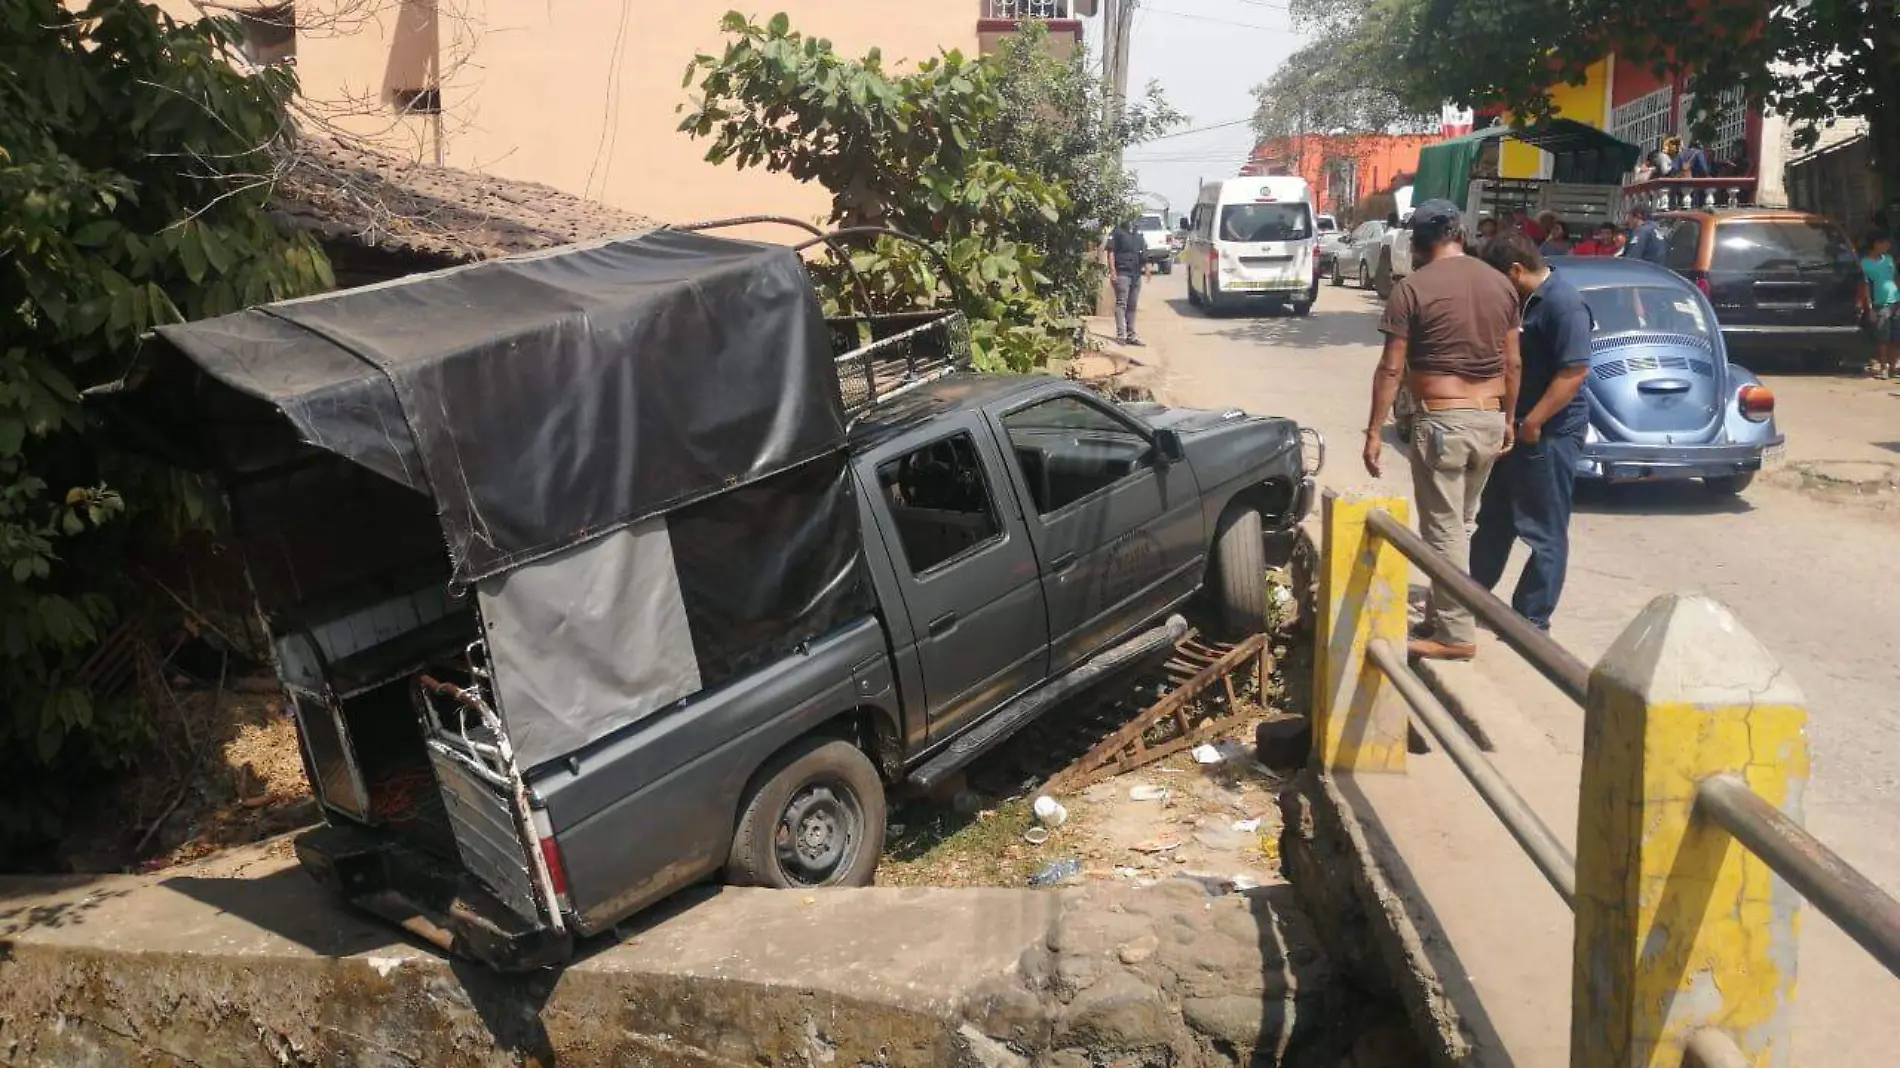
left=1712, top=220, right=1856, bottom=274
left=1219, top=203, right=1311, bottom=243
left=1134, top=215, right=1165, bottom=231
left=1580, top=286, right=1713, bottom=339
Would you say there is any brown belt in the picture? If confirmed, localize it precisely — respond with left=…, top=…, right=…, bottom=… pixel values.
left=1417, top=398, right=1504, bottom=412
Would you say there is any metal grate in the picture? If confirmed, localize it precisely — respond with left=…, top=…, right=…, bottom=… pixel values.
left=1590, top=331, right=1715, bottom=355
left=828, top=310, right=971, bottom=416
left=1610, top=85, right=1675, bottom=154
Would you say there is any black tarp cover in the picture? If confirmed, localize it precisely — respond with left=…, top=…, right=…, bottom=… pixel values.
left=129, top=228, right=848, bottom=584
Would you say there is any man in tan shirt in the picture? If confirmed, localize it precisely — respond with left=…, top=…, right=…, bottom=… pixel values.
left=1362, top=200, right=1522, bottom=660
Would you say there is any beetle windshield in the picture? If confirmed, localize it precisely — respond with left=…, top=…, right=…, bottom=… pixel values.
left=1579, top=286, right=1712, bottom=339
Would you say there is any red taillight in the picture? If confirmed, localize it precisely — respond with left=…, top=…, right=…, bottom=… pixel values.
left=538, top=835, right=570, bottom=899
left=1695, top=276, right=1711, bottom=296
left=1738, top=384, right=1775, bottom=421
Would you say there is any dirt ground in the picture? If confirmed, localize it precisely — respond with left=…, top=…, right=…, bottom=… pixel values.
left=57, top=669, right=316, bottom=875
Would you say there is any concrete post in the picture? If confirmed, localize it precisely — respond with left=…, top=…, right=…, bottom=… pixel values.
left=1571, top=593, right=1808, bottom=1068
left=1312, top=491, right=1409, bottom=772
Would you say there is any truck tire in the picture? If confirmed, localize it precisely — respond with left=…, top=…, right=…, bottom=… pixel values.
left=1330, top=260, right=1344, bottom=286
left=1357, top=261, right=1371, bottom=290
left=1210, top=506, right=1269, bottom=638
left=1374, top=252, right=1394, bottom=300
left=1158, top=258, right=1173, bottom=275
left=727, top=736, right=886, bottom=890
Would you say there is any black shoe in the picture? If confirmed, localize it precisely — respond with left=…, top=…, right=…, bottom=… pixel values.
left=1127, top=336, right=1146, bottom=347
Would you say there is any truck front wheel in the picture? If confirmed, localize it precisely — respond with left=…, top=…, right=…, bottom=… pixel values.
left=727, top=736, right=886, bottom=890
left=1210, top=506, right=1269, bottom=638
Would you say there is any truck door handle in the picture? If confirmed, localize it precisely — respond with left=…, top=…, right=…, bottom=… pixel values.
left=1049, top=553, right=1078, bottom=573
left=928, top=612, right=959, bottom=637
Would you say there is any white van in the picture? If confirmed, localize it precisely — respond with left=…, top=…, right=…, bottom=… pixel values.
left=1185, top=176, right=1319, bottom=316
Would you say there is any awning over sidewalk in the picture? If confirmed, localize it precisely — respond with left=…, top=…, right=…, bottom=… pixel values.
left=1413, top=120, right=1642, bottom=204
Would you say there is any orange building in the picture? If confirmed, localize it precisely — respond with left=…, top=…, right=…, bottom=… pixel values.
left=1245, top=133, right=1437, bottom=220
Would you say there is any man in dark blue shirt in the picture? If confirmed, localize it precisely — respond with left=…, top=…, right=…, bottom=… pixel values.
left=1621, top=204, right=1668, bottom=265
left=1471, top=234, right=1592, bottom=629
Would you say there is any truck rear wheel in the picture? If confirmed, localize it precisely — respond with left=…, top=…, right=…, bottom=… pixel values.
left=727, top=736, right=886, bottom=890
left=1210, top=506, right=1269, bottom=638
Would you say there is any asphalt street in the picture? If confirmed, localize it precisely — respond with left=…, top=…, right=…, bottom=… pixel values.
left=1133, top=268, right=1900, bottom=1057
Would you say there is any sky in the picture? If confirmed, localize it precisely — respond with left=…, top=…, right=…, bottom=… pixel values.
left=1084, top=1, right=1313, bottom=222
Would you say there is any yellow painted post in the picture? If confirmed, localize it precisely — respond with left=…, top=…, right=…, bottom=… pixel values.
left=1571, top=593, right=1809, bottom=1068
left=1311, top=491, right=1409, bottom=771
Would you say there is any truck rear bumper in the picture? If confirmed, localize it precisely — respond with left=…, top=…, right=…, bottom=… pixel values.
left=295, top=823, right=573, bottom=971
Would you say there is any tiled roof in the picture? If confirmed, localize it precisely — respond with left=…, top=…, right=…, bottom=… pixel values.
left=271, top=134, right=660, bottom=262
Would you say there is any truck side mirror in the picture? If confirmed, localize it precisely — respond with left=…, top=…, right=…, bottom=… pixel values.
left=1151, top=428, right=1185, bottom=465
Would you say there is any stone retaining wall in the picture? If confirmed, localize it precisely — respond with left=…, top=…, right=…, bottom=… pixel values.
left=0, top=846, right=1415, bottom=1067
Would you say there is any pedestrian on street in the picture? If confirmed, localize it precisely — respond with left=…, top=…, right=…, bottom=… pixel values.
left=1362, top=199, right=1523, bottom=661
left=1572, top=221, right=1620, bottom=257
left=1859, top=232, right=1899, bottom=378
left=1471, top=234, right=1592, bottom=631
left=1622, top=205, right=1668, bottom=265
left=1105, top=214, right=1149, bottom=346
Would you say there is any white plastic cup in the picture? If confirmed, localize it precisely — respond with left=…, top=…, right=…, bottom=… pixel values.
left=1033, top=795, right=1068, bottom=828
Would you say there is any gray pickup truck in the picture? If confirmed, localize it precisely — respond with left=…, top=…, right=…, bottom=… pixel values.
left=98, top=228, right=1320, bottom=970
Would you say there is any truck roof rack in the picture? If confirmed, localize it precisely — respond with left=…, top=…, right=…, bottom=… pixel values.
left=676, top=216, right=973, bottom=416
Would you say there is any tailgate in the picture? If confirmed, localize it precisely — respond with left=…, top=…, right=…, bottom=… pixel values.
left=427, top=742, right=543, bottom=924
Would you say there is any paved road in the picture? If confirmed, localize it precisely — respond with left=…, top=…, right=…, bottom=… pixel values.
left=1132, top=272, right=1900, bottom=1057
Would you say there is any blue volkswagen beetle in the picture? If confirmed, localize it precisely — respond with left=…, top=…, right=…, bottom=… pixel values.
left=1553, top=257, right=1783, bottom=494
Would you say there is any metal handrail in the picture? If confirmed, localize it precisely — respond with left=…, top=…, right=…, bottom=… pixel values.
left=1696, top=774, right=1900, bottom=978
left=1368, top=638, right=1577, bottom=905
left=1364, top=507, right=1591, bottom=703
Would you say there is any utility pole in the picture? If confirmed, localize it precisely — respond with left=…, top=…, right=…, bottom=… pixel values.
left=1108, top=0, right=1137, bottom=106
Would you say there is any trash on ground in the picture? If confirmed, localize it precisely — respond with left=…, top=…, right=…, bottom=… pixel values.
left=1131, top=836, right=1183, bottom=853
left=1023, top=826, right=1050, bottom=846
left=1032, top=795, right=1068, bottom=827
left=1232, top=817, right=1262, bottom=833
left=887, top=823, right=906, bottom=837
left=1029, top=858, right=1083, bottom=886
left=1192, top=740, right=1251, bottom=766
left=1174, top=872, right=1238, bottom=896
left=1193, top=825, right=1248, bottom=851
left=1231, top=874, right=1261, bottom=892
left=1128, top=784, right=1172, bottom=802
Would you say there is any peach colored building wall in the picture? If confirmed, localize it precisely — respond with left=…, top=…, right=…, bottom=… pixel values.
left=164, top=2, right=977, bottom=227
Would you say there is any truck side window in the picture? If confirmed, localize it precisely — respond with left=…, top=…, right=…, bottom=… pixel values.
left=1002, top=396, right=1150, bottom=515
left=877, top=433, right=1003, bottom=575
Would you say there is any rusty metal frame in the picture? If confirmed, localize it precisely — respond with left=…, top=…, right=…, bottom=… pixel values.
left=1048, top=633, right=1269, bottom=790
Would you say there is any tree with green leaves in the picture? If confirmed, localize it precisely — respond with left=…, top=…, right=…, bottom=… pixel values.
left=680, top=12, right=1180, bottom=370
left=988, top=24, right=1182, bottom=316
left=1368, top=0, right=1900, bottom=202
left=1249, top=15, right=1434, bottom=147
left=0, top=0, right=332, bottom=853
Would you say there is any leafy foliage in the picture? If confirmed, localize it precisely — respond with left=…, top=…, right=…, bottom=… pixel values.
left=988, top=24, right=1182, bottom=315
left=680, top=12, right=1180, bottom=371
left=1249, top=5, right=1435, bottom=146
left=1361, top=0, right=1900, bottom=200
left=0, top=0, right=332, bottom=850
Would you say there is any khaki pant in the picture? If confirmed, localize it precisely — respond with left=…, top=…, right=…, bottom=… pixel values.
left=1410, top=408, right=1508, bottom=646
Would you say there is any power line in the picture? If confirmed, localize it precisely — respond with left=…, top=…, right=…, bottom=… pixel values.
left=1141, top=116, right=1259, bottom=142
left=1141, top=6, right=1290, bottom=31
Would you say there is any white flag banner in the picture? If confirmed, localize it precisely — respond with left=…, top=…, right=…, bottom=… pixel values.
left=1441, top=105, right=1474, bottom=137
